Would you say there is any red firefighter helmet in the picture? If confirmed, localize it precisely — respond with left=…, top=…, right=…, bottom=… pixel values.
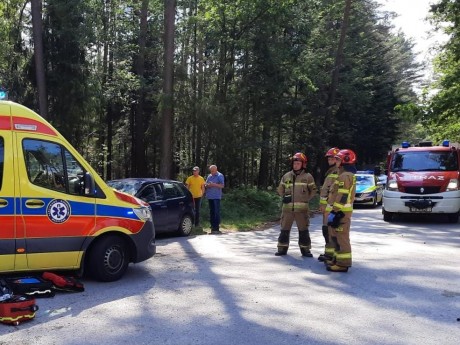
left=335, top=149, right=357, bottom=165
left=325, top=147, right=340, bottom=157
left=291, top=152, right=307, bottom=169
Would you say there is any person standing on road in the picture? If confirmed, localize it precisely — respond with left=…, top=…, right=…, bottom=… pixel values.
left=325, top=149, right=357, bottom=272
left=185, top=166, right=206, bottom=227
left=205, top=165, right=225, bottom=234
left=318, top=147, right=340, bottom=262
left=276, top=152, right=317, bottom=257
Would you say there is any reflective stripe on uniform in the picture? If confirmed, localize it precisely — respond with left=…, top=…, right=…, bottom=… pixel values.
left=335, top=252, right=352, bottom=260
left=282, top=202, right=309, bottom=210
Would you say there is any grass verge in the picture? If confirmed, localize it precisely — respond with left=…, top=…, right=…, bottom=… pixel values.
left=192, top=188, right=320, bottom=234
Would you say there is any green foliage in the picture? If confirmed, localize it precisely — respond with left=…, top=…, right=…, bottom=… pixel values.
left=0, top=0, right=426, bottom=185
left=425, top=0, right=460, bottom=143
left=200, top=188, right=282, bottom=230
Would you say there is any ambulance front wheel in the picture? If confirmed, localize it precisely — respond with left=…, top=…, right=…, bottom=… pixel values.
left=87, top=235, right=129, bottom=282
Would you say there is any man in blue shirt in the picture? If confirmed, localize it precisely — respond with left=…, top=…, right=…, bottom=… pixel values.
left=205, top=165, right=225, bottom=234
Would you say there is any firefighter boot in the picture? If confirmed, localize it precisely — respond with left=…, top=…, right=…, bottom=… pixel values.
left=298, top=230, right=313, bottom=257
left=318, top=225, right=331, bottom=262
left=275, top=230, right=290, bottom=256
left=326, top=264, right=348, bottom=273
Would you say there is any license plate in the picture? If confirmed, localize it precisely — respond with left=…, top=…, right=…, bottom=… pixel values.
left=409, top=207, right=432, bottom=213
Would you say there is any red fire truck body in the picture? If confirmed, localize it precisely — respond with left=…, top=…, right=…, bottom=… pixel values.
left=382, top=141, right=460, bottom=223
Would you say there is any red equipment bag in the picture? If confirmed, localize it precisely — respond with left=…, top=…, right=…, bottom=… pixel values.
left=42, top=272, right=85, bottom=292
left=0, top=295, right=39, bottom=326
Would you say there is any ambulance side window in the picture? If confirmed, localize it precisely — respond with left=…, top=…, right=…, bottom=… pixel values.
left=0, top=137, right=3, bottom=190
left=64, top=150, right=86, bottom=196
left=23, top=139, right=66, bottom=193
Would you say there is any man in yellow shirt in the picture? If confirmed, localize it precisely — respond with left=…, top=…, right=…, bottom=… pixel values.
left=185, top=166, right=206, bottom=227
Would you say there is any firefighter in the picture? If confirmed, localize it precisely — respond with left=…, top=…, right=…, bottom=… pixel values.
left=325, top=149, right=357, bottom=272
left=318, top=147, right=340, bottom=262
left=276, top=152, right=317, bottom=257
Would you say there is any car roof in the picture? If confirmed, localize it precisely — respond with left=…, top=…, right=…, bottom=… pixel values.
left=356, top=170, right=375, bottom=175
left=107, top=177, right=183, bottom=184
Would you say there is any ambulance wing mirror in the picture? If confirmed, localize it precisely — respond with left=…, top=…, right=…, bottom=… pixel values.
left=83, top=172, right=96, bottom=196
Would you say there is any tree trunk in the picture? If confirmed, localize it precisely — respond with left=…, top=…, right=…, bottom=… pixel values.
left=31, top=0, right=48, bottom=119
left=133, top=0, right=149, bottom=177
left=160, top=0, right=176, bottom=179
left=327, top=0, right=352, bottom=113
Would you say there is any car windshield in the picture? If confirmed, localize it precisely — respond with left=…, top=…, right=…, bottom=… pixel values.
left=391, top=151, right=458, bottom=172
left=356, top=175, right=375, bottom=187
left=107, top=180, right=143, bottom=195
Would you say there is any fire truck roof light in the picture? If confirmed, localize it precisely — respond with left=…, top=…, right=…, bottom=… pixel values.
left=442, top=140, right=450, bottom=147
left=401, top=141, right=410, bottom=148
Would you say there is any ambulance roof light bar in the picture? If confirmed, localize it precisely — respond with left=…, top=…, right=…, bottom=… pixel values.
left=0, top=88, right=8, bottom=100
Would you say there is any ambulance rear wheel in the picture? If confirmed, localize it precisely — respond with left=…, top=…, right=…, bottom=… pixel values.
left=88, top=235, right=129, bottom=282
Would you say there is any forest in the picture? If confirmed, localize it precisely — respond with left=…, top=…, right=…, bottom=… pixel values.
left=0, top=0, right=458, bottom=188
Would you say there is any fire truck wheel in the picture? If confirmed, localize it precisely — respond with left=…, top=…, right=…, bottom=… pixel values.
left=383, top=209, right=394, bottom=222
left=87, top=235, right=129, bottom=282
left=447, top=212, right=459, bottom=224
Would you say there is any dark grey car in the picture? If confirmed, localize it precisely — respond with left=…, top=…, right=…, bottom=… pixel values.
left=107, top=178, right=195, bottom=236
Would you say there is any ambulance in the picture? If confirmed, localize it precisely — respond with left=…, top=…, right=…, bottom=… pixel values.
left=382, top=140, right=460, bottom=223
left=0, top=100, right=156, bottom=281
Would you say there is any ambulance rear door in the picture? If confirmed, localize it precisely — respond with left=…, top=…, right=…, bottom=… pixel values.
left=15, top=131, right=96, bottom=270
left=0, top=105, right=17, bottom=271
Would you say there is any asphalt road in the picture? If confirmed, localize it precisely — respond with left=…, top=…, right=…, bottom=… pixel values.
left=1, top=207, right=459, bottom=345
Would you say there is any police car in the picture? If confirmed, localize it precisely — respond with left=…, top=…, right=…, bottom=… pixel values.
left=354, top=171, right=384, bottom=207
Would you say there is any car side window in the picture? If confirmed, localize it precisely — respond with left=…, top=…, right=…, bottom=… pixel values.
left=163, top=182, right=183, bottom=199
left=139, top=185, right=157, bottom=202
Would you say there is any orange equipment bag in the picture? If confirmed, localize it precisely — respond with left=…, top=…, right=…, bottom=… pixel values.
left=0, top=295, right=39, bottom=326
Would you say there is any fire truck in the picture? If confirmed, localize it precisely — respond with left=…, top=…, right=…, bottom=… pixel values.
left=382, top=140, right=460, bottom=223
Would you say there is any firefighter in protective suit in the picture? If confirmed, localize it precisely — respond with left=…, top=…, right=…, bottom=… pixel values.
left=276, top=153, right=317, bottom=257
left=318, top=147, right=340, bottom=262
left=325, top=149, right=357, bottom=272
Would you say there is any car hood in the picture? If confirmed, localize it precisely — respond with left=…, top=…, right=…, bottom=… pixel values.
left=356, top=184, right=375, bottom=193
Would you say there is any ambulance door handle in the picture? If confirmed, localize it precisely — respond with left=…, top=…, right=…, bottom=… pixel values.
left=25, top=199, right=46, bottom=208
left=0, top=199, right=8, bottom=207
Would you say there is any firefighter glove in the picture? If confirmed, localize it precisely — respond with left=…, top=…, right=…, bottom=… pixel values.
left=329, top=211, right=345, bottom=228
left=327, top=211, right=336, bottom=225
left=282, top=195, right=292, bottom=204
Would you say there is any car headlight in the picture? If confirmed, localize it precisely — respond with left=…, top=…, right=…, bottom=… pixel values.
left=446, top=179, right=459, bottom=191
left=133, top=206, right=152, bottom=221
left=386, top=179, right=398, bottom=191
left=361, top=192, right=373, bottom=198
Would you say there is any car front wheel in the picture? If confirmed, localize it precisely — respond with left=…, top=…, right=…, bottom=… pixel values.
left=178, top=214, right=193, bottom=236
left=87, top=235, right=129, bottom=282
left=371, top=197, right=377, bottom=208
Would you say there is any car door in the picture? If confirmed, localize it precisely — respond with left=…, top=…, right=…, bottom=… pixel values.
left=162, top=182, right=188, bottom=230
left=138, top=183, right=169, bottom=233
left=17, top=134, right=96, bottom=270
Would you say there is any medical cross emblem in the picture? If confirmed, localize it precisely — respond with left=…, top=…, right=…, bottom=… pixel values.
left=46, top=199, right=71, bottom=224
